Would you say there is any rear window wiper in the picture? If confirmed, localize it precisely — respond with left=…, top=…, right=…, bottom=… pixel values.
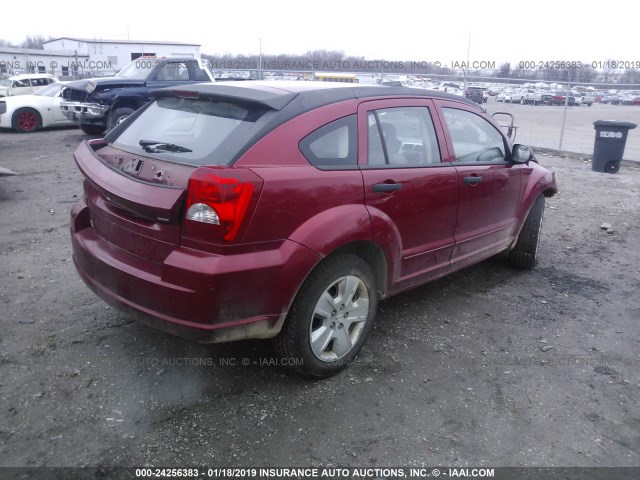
left=139, top=139, right=193, bottom=153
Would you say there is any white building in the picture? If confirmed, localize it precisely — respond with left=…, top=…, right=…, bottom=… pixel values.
left=1, top=38, right=202, bottom=79
left=13, top=37, right=202, bottom=78
left=0, top=46, right=89, bottom=78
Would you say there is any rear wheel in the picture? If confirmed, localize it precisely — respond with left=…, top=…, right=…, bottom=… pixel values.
left=274, top=254, right=378, bottom=378
left=509, top=195, right=545, bottom=269
left=80, top=124, right=106, bottom=135
left=12, top=108, right=41, bottom=133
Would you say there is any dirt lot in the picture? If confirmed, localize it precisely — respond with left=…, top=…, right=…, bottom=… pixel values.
left=1, top=126, right=639, bottom=470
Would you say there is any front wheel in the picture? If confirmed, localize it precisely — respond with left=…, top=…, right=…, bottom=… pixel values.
left=274, top=254, right=378, bottom=378
left=107, top=107, right=135, bottom=132
left=509, top=195, right=546, bottom=269
left=12, top=108, right=41, bottom=132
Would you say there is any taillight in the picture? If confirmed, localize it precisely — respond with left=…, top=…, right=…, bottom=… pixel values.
left=184, top=167, right=261, bottom=242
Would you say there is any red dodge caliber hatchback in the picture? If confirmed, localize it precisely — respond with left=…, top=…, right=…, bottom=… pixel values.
left=70, top=81, right=557, bottom=377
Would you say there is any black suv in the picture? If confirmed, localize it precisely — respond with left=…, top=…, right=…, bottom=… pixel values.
left=60, top=57, right=214, bottom=135
left=465, top=87, right=487, bottom=104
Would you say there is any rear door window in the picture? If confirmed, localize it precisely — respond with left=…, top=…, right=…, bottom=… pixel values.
left=366, top=107, right=441, bottom=167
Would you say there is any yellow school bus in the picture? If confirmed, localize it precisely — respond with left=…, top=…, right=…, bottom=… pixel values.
left=314, top=72, right=358, bottom=83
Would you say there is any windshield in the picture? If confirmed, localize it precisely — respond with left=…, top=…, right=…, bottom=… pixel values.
left=35, top=83, right=64, bottom=97
left=0, top=79, right=11, bottom=87
left=110, top=95, right=269, bottom=166
left=115, top=59, right=160, bottom=79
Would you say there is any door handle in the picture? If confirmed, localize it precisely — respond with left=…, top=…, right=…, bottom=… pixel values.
left=372, top=183, right=402, bottom=192
left=463, top=176, right=483, bottom=185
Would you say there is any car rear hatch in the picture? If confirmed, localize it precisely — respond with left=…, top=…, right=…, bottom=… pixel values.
left=74, top=141, right=194, bottom=263
left=73, top=86, right=298, bottom=262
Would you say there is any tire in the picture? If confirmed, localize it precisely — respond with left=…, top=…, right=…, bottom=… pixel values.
left=80, top=124, right=106, bottom=135
left=605, top=161, right=620, bottom=174
left=509, top=195, right=545, bottom=270
left=107, top=107, right=135, bottom=131
left=12, top=108, right=41, bottom=133
left=274, top=254, right=378, bottom=378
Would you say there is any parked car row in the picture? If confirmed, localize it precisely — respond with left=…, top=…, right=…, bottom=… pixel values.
left=495, top=87, right=639, bottom=107
left=601, top=91, right=640, bottom=105
left=497, top=89, right=582, bottom=106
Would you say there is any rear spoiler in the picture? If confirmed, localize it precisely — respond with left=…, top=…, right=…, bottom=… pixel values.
left=152, top=85, right=298, bottom=111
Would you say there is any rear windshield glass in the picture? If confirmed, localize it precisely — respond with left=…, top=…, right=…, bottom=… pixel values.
left=109, top=95, right=268, bottom=166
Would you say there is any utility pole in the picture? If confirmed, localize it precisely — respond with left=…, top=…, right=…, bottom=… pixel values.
left=259, top=37, right=263, bottom=80
left=463, top=34, right=471, bottom=94
left=558, top=70, right=571, bottom=150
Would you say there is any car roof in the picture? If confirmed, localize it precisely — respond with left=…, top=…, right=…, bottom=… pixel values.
left=154, top=80, right=481, bottom=112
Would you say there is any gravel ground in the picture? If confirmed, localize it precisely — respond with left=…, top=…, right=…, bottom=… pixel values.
left=0, top=127, right=639, bottom=470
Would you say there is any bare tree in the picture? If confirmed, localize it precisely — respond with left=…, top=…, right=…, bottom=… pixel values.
left=498, top=63, right=511, bottom=78
left=601, top=59, right=618, bottom=83
left=19, top=35, right=48, bottom=49
left=620, top=68, right=640, bottom=84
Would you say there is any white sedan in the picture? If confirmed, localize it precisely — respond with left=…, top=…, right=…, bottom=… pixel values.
left=0, top=82, right=73, bottom=133
left=496, top=90, right=514, bottom=103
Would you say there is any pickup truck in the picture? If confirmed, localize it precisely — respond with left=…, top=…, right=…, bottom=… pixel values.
left=60, top=57, right=214, bottom=135
left=512, top=89, right=542, bottom=105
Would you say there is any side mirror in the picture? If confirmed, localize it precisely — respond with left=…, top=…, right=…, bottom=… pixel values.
left=512, top=144, right=533, bottom=163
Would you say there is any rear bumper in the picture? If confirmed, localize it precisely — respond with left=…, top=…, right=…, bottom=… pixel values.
left=70, top=200, right=320, bottom=343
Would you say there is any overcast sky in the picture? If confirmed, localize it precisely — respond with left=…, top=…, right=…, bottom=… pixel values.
left=4, top=0, right=637, bottom=66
